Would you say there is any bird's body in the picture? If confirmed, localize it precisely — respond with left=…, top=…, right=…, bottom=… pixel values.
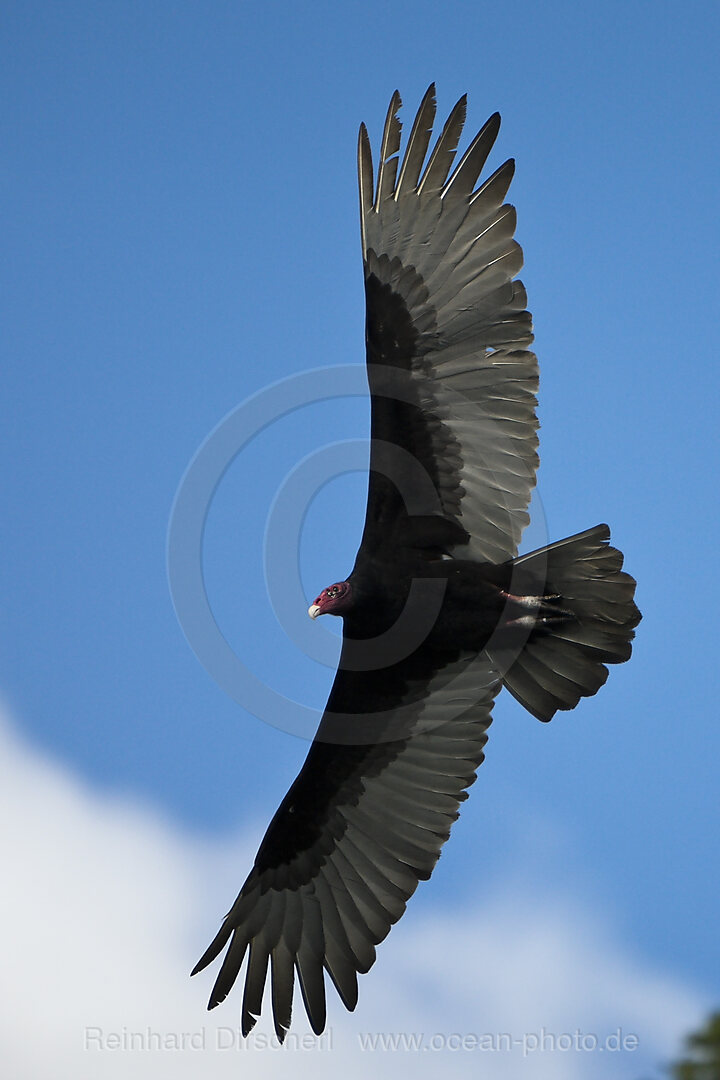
left=192, top=87, right=640, bottom=1040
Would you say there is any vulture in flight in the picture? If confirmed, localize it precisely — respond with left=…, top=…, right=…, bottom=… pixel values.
left=192, top=86, right=640, bottom=1038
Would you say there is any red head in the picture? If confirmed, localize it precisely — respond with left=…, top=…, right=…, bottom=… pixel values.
left=308, top=581, right=353, bottom=619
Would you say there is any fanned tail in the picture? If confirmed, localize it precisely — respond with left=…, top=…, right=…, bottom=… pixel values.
left=488, top=525, right=641, bottom=721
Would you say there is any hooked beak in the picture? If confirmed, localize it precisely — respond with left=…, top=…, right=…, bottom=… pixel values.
left=308, top=604, right=321, bottom=620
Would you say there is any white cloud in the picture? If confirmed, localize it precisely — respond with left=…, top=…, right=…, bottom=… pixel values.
left=0, top=703, right=709, bottom=1080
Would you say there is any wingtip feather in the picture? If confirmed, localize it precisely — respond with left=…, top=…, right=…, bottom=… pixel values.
left=358, top=122, right=374, bottom=253
left=395, top=83, right=438, bottom=199
left=190, top=921, right=232, bottom=978
left=417, top=93, right=468, bottom=195
left=374, top=90, right=403, bottom=210
left=442, top=110, right=502, bottom=199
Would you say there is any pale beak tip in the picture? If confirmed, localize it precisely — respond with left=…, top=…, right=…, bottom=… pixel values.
left=308, top=604, right=321, bottom=620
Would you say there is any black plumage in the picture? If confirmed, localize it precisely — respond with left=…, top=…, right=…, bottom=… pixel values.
left=192, top=86, right=641, bottom=1039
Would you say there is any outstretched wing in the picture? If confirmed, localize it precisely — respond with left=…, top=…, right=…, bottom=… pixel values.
left=358, top=86, right=539, bottom=565
left=192, top=651, right=500, bottom=1039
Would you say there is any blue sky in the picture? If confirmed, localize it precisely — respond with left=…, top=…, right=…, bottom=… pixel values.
left=3, top=1, right=719, bottom=1075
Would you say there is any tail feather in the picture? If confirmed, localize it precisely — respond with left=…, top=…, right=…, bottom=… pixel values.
left=488, top=524, right=640, bottom=722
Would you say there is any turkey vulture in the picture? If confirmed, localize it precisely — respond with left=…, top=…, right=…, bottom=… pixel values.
left=192, top=86, right=640, bottom=1039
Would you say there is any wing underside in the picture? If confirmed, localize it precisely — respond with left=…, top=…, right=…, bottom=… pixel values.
left=358, top=86, right=539, bottom=564
left=192, top=651, right=501, bottom=1038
